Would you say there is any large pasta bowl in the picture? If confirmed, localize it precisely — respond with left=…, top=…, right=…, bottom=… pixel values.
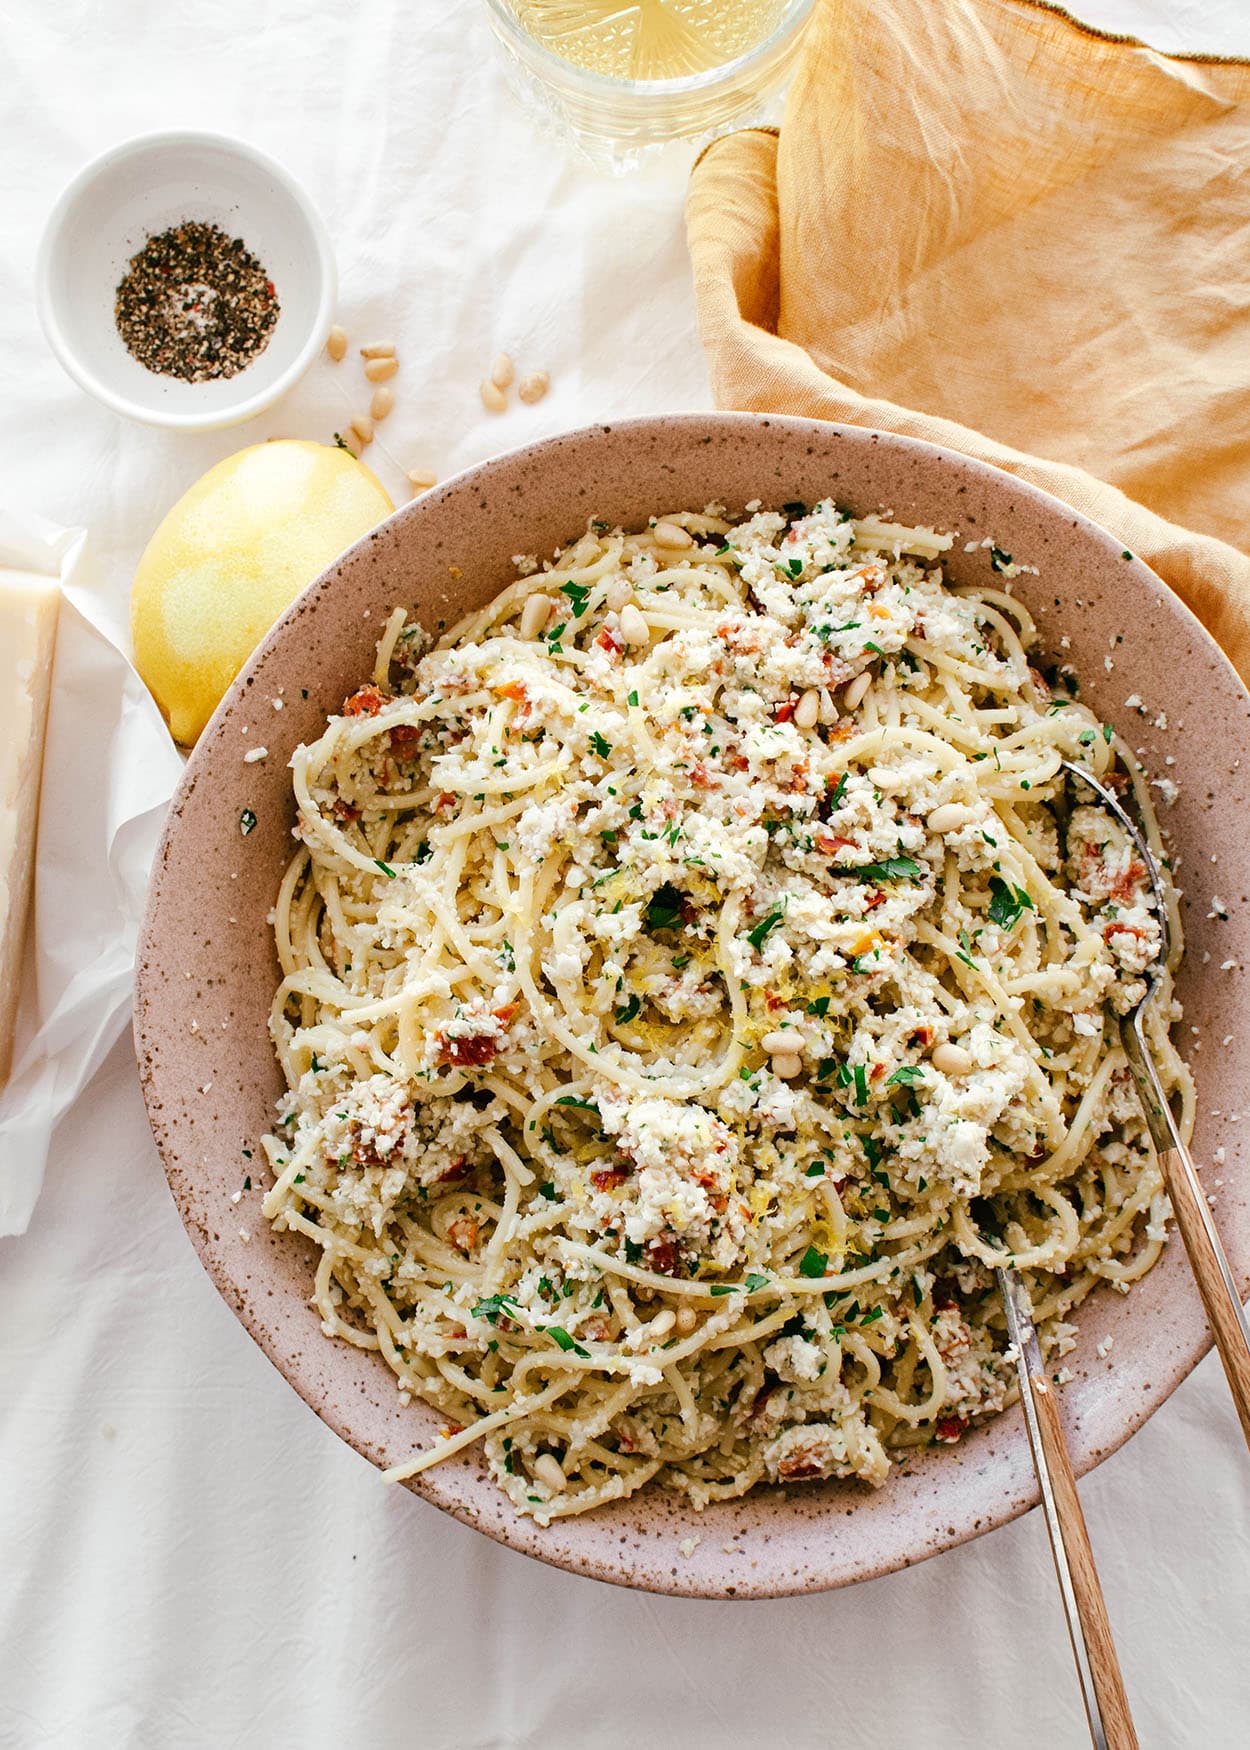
left=134, top=413, right=1250, bottom=1598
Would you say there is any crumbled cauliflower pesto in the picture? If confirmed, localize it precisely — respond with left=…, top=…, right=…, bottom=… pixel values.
left=263, top=500, right=1189, bottom=1525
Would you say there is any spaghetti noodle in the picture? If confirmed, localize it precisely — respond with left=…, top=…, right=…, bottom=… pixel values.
left=262, top=500, right=1190, bottom=1522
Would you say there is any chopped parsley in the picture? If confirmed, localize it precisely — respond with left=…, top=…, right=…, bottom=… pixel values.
left=559, top=580, right=592, bottom=616
left=798, top=1245, right=828, bottom=1278
left=646, top=883, right=686, bottom=932
left=548, top=1326, right=589, bottom=1357
left=841, top=855, right=922, bottom=883
left=987, top=874, right=1035, bottom=931
left=746, top=906, right=784, bottom=951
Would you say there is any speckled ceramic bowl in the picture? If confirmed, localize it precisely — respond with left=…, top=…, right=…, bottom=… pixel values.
left=135, top=414, right=1250, bottom=1598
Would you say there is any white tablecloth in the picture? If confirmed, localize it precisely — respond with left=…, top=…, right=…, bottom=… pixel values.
left=3, top=2, right=1250, bottom=1744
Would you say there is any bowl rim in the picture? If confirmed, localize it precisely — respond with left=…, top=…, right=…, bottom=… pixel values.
left=136, top=411, right=1250, bottom=1597
left=35, top=128, right=337, bottom=432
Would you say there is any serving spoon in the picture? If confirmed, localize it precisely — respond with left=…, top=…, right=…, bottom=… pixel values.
left=1061, top=760, right=1250, bottom=1446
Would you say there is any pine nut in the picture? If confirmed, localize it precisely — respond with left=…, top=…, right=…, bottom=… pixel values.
left=490, top=352, right=515, bottom=391
left=761, top=1029, right=802, bottom=1055
left=533, top=1453, right=566, bottom=1492
left=480, top=379, right=507, bottom=413
left=518, top=370, right=550, bottom=404
left=370, top=386, right=394, bottom=421
left=520, top=593, right=553, bottom=639
left=365, top=356, right=398, bottom=383
left=407, top=469, right=438, bottom=492
left=648, top=1308, right=676, bottom=1339
left=844, top=672, right=872, bottom=711
left=326, top=324, right=347, bottom=362
left=927, top=802, right=973, bottom=834
left=932, top=1042, right=974, bottom=1076
left=773, top=1053, right=803, bottom=1080
left=619, top=603, right=649, bottom=646
left=605, top=577, right=631, bottom=613
left=349, top=415, right=373, bottom=446
left=653, top=520, right=693, bottom=550
left=794, top=688, right=820, bottom=730
left=818, top=687, right=838, bottom=725
left=360, top=343, right=396, bottom=359
left=675, top=1305, right=698, bottom=1335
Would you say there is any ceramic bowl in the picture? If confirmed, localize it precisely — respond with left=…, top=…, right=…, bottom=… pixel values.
left=135, top=414, right=1250, bottom=1597
left=36, top=131, right=335, bottom=431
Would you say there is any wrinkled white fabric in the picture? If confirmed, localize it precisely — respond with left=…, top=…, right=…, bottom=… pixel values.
left=1, top=1, right=1249, bottom=1746
left=0, top=512, right=182, bottom=1236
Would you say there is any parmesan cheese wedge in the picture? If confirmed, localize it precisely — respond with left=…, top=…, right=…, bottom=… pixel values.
left=0, top=570, right=60, bottom=1087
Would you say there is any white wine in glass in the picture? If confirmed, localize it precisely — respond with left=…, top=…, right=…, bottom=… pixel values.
left=511, top=0, right=789, bottom=80
left=486, top=0, right=815, bottom=162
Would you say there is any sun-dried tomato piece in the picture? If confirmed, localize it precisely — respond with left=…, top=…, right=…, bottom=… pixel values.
left=389, top=723, right=422, bottom=756
left=438, top=1033, right=499, bottom=1067
left=343, top=683, right=390, bottom=716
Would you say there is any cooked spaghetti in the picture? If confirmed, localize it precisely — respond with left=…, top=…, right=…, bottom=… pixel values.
left=262, top=500, right=1191, bottom=1522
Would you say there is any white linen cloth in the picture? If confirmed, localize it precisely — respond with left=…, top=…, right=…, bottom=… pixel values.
left=0, top=511, right=182, bottom=1236
left=1, top=1, right=1248, bottom=1743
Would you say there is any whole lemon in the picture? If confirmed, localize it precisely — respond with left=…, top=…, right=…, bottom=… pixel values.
left=132, top=440, right=393, bottom=746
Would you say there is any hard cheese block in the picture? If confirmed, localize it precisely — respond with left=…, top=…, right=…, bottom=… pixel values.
left=0, top=571, right=60, bottom=1087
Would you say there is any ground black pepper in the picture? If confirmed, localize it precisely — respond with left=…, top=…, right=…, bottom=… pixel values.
left=114, top=220, right=280, bottom=382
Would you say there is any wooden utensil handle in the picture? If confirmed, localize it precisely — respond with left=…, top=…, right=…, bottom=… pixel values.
left=1159, top=1144, right=1250, bottom=1449
left=1028, top=1372, right=1139, bottom=1750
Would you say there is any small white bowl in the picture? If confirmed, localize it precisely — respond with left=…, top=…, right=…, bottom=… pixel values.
left=37, top=131, right=336, bottom=431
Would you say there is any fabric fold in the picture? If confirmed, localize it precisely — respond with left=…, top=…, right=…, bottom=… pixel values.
left=686, top=0, right=1250, bottom=680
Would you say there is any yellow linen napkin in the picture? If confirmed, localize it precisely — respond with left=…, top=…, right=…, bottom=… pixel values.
left=686, top=0, right=1250, bottom=680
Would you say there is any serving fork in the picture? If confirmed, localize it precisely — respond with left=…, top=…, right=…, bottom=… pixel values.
left=1061, top=760, right=1250, bottom=1442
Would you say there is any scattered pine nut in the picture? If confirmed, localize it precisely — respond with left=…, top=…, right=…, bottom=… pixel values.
left=519, top=593, right=553, bottom=639
left=370, top=386, right=394, bottom=421
left=772, top=1053, right=803, bottom=1080
left=364, top=356, right=398, bottom=383
left=517, top=370, right=550, bottom=404
left=793, top=688, right=820, bottom=730
left=533, top=1453, right=566, bottom=1492
left=349, top=414, right=374, bottom=446
left=648, top=1308, right=676, bottom=1339
left=480, top=379, right=507, bottom=414
left=360, top=343, right=395, bottom=360
left=653, top=520, right=693, bottom=550
left=490, top=352, right=515, bottom=391
left=326, top=324, right=347, bottom=362
left=927, top=802, right=974, bottom=834
left=407, top=469, right=438, bottom=493
left=932, top=1042, right=974, bottom=1076
left=675, top=1305, right=698, bottom=1335
left=843, top=672, right=872, bottom=711
left=761, top=1029, right=803, bottom=1056
left=619, top=603, right=649, bottom=646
